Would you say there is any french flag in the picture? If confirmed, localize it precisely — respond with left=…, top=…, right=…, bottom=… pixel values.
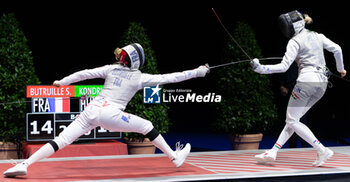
left=48, top=98, right=70, bottom=112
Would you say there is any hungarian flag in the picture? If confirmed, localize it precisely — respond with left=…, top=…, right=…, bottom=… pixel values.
left=48, top=98, right=70, bottom=112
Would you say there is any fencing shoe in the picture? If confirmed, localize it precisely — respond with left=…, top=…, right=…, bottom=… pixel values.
left=254, top=149, right=277, bottom=163
left=3, top=162, right=28, bottom=177
left=172, top=142, right=191, bottom=168
left=313, top=148, right=334, bottom=167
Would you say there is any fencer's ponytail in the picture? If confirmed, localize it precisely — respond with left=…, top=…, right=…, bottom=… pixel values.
left=304, top=14, right=313, bottom=24
left=114, top=48, right=122, bottom=60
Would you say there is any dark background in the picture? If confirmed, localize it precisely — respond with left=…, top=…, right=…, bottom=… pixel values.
left=1, top=4, right=349, bottom=139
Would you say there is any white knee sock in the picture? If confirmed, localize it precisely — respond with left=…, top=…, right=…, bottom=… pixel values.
left=24, top=143, right=56, bottom=166
left=273, top=125, right=294, bottom=152
left=151, top=135, right=176, bottom=160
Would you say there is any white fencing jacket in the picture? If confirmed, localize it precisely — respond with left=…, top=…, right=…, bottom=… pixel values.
left=256, top=29, right=344, bottom=82
left=58, top=64, right=198, bottom=110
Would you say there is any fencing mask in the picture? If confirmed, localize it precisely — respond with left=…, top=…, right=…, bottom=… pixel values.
left=121, top=43, right=145, bottom=70
left=278, top=10, right=305, bottom=38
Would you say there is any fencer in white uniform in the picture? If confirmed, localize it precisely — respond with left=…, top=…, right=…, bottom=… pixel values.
left=4, top=43, right=209, bottom=177
left=252, top=11, right=346, bottom=166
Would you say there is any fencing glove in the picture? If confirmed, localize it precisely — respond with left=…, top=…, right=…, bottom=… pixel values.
left=196, top=65, right=210, bottom=77
left=250, top=58, right=264, bottom=73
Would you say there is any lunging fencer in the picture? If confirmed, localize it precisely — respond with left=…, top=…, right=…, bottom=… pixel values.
left=252, top=10, right=346, bottom=166
left=4, top=43, right=209, bottom=177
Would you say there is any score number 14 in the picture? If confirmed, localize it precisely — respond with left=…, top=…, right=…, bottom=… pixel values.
left=30, top=120, right=53, bottom=135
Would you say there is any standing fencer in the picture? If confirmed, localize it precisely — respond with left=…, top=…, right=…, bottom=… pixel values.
left=4, top=43, right=209, bottom=177
left=252, top=10, right=346, bottom=166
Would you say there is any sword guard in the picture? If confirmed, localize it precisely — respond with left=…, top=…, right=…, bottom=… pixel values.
left=205, top=63, right=210, bottom=73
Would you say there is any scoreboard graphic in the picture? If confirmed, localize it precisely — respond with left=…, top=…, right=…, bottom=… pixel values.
left=26, top=85, right=121, bottom=141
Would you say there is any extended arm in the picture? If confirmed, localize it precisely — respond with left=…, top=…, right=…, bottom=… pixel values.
left=53, top=65, right=111, bottom=86
left=251, top=40, right=298, bottom=74
left=139, top=65, right=209, bottom=88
